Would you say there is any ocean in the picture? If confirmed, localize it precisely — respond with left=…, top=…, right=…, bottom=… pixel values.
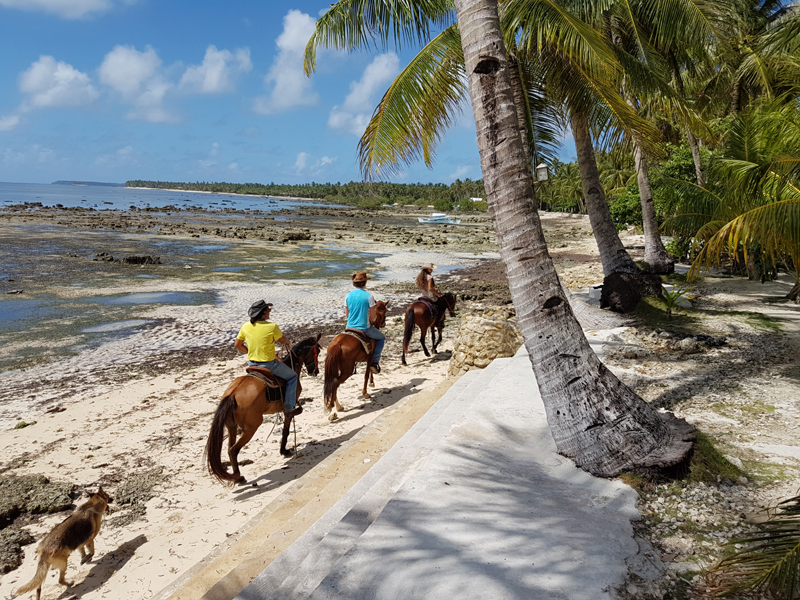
left=0, top=181, right=327, bottom=212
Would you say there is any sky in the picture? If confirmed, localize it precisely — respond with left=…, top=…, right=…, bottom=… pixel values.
left=0, top=0, right=575, bottom=186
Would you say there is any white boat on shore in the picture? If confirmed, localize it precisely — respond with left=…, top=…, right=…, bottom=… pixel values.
left=418, top=213, right=461, bottom=224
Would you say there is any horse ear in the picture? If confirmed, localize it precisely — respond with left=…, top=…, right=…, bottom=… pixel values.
left=316, top=333, right=322, bottom=341
left=385, top=300, right=390, bottom=307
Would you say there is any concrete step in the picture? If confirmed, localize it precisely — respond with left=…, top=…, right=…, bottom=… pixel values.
left=239, top=359, right=513, bottom=599
left=239, top=349, right=642, bottom=600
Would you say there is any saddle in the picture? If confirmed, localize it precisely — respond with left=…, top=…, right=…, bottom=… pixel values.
left=343, top=328, right=375, bottom=356
left=245, top=366, right=285, bottom=405
left=245, top=366, right=284, bottom=389
left=417, top=297, right=441, bottom=323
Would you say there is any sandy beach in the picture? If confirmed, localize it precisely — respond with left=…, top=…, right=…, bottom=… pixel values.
left=3, top=202, right=800, bottom=599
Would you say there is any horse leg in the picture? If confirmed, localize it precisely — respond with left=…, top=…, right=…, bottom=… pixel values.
left=279, top=415, right=293, bottom=457
left=419, top=325, right=430, bottom=357
left=369, top=372, right=375, bottom=388
left=226, top=415, right=237, bottom=455
left=431, top=325, right=441, bottom=354
left=228, top=423, right=258, bottom=484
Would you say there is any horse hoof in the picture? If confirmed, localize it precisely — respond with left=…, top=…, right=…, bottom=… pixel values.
left=280, top=448, right=294, bottom=457
left=328, top=413, right=338, bottom=422
left=235, top=475, right=247, bottom=484
left=362, top=393, right=371, bottom=399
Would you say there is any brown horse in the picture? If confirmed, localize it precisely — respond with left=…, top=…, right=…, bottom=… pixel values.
left=401, top=292, right=457, bottom=365
left=322, top=301, right=388, bottom=422
left=205, top=334, right=322, bottom=484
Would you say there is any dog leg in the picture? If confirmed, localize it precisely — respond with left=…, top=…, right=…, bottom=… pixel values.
left=54, top=557, right=71, bottom=586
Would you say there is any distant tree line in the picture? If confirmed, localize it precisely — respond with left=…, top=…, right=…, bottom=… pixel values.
left=125, top=179, right=488, bottom=211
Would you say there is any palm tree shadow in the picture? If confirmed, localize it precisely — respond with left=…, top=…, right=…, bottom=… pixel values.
left=57, top=534, right=147, bottom=598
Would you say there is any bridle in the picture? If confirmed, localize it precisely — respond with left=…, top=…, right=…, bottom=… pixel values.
left=441, top=293, right=455, bottom=313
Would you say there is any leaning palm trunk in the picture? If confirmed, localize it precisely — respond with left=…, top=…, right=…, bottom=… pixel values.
left=633, top=141, right=675, bottom=273
left=571, top=111, right=640, bottom=276
left=452, top=0, right=694, bottom=476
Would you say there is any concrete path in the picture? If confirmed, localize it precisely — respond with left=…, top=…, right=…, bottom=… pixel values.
left=237, top=347, right=646, bottom=600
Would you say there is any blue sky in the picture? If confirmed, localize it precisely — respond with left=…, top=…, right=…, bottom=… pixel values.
left=0, top=1, right=575, bottom=185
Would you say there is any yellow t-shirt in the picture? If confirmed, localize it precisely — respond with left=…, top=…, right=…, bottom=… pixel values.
left=237, top=321, right=283, bottom=362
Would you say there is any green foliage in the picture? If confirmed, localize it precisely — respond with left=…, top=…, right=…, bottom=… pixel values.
left=126, top=179, right=486, bottom=206
left=607, top=185, right=643, bottom=229
left=662, top=284, right=696, bottom=318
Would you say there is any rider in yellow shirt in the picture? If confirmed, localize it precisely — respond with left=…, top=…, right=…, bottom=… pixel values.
left=235, top=300, right=301, bottom=415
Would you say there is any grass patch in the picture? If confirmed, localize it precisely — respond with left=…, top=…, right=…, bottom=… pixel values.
left=743, top=312, right=782, bottom=332
left=741, top=459, right=793, bottom=482
left=634, top=296, right=700, bottom=329
left=686, top=432, right=746, bottom=485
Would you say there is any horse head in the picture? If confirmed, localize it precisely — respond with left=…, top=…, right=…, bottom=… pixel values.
left=370, top=300, right=389, bottom=329
left=442, top=292, right=457, bottom=317
left=291, top=333, right=322, bottom=376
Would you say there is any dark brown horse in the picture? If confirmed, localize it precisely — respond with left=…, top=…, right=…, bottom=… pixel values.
left=401, top=292, right=457, bottom=365
left=205, top=334, right=322, bottom=484
left=322, top=301, right=388, bottom=422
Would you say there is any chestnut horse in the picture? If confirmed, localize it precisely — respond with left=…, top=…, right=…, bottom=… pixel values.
left=322, top=301, right=388, bottom=422
left=401, top=292, right=457, bottom=365
left=205, top=334, right=322, bottom=484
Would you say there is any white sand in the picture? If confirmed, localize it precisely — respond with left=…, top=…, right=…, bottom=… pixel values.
left=1, top=247, right=488, bottom=600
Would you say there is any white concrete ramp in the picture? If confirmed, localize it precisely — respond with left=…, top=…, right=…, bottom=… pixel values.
left=237, top=348, right=641, bottom=600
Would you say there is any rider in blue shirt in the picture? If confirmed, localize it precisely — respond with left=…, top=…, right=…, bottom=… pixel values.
left=345, top=271, right=385, bottom=373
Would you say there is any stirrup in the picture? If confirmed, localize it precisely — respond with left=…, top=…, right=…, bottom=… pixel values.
left=369, top=363, right=381, bottom=374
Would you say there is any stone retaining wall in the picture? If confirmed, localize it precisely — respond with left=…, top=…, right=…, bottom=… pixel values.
left=448, top=309, right=524, bottom=377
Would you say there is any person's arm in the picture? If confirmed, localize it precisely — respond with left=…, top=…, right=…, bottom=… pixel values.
left=428, top=275, right=442, bottom=296
left=234, top=338, right=247, bottom=354
left=276, top=335, right=291, bottom=349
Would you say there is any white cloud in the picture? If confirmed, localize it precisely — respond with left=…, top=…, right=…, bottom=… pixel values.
left=99, top=45, right=160, bottom=99
left=94, top=145, right=139, bottom=168
left=180, top=46, right=252, bottom=94
left=254, top=9, right=318, bottom=114
left=0, top=0, right=112, bottom=19
left=294, top=151, right=336, bottom=173
left=448, top=166, right=472, bottom=180
left=328, top=53, right=400, bottom=135
left=19, top=56, right=98, bottom=111
left=0, top=115, right=20, bottom=131
left=99, top=45, right=175, bottom=122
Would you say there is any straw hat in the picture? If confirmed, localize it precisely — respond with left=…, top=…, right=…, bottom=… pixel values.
left=248, top=299, right=272, bottom=319
left=422, top=262, right=436, bottom=270
left=351, top=271, right=370, bottom=283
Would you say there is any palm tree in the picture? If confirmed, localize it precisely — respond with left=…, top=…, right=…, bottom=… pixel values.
left=306, top=0, right=695, bottom=474
left=449, top=0, right=694, bottom=475
left=661, top=101, right=800, bottom=291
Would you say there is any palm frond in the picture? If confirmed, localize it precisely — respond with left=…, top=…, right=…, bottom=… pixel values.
left=304, top=0, right=454, bottom=75
left=704, top=494, right=800, bottom=598
left=357, top=24, right=467, bottom=179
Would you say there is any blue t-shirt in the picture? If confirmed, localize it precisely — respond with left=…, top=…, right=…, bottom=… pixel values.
left=346, top=288, right=375, bottom=329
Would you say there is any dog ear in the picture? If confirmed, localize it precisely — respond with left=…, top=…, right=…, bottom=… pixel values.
left=97, top=486, right=104, bottom=494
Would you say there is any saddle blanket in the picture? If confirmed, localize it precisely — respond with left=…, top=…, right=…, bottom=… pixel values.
left=343, top=328, right=375, bottom=356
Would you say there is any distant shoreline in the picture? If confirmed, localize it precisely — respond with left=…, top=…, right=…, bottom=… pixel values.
left=126, top=186, right=321, bottom=203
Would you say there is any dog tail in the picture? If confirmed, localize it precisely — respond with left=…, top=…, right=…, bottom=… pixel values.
left=15, top=551, right=48, bottom=596
left=204, top=392, right=240, bottom=484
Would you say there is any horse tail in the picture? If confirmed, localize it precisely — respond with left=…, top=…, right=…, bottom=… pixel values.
left=323, top=343, right=342, bottom=409
left=204, top=393, right=239, bottom=484
left=402, top=306, right=416, bottom=362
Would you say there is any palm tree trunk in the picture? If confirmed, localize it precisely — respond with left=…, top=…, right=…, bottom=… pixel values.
left=668, top=54, right=704, bottom=186
left=633, top=142, right=675, bottom=274
left=570, top=111, right=640, bottom=276
left=452, top=0, right=694, bottom=476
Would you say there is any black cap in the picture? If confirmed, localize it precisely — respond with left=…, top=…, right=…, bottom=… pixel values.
left=248, top=300, right=272, bottom=320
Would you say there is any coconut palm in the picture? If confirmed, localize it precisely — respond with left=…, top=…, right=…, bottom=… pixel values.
left=306, top=0, right=695, bottom=474
left=449, top=0, right=694, bottom=475
left=309, top=0, right=659, bottom=277
left=661, top=101, right=800, bottom=290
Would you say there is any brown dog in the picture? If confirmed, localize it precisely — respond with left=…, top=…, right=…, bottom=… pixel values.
left=15, top=487, right=111, bottom=599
